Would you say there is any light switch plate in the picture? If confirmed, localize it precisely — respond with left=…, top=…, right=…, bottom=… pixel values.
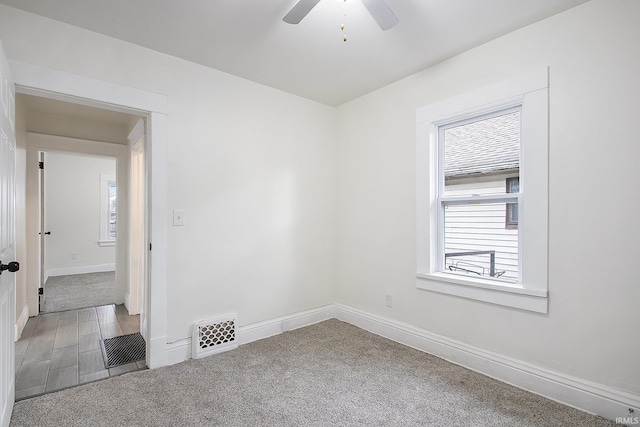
left=173, top=210, right=185, bottom=226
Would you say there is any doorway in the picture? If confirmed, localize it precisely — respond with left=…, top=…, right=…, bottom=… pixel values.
left=19, top=94, right=138, bottom=314
left=14, top=94, right=148, bottom=398
left=38, top=150, right=119, bottom=314
left=11, top=60, right=169, bottom=373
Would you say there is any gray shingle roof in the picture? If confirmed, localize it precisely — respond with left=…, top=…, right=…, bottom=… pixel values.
left=444, top=111, right=520, bottom=178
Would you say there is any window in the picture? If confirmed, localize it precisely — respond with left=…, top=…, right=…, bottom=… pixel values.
left=505, top=177, right=519, bottom=229
left=440, top=108, right=521, bottom=282
left=108, top=182, right=117, bottom=239
left=99, top=174, right=116, bottom=246
left=416, top=69, right=549, bottom=313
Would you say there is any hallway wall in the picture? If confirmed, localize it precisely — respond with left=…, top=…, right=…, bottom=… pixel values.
left=43, top=151, right=116, bottom=277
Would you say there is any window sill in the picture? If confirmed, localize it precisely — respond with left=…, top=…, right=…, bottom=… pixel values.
left=416, top=272, right=548, bottom=313
left=98, top=240, right=116, bottom=247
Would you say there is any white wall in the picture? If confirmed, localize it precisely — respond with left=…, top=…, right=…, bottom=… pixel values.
left=0, top=4, right=338, bottom=343
left=43, top=151, right=116, bottom=276
left=336, top=0, right=639, bottom=399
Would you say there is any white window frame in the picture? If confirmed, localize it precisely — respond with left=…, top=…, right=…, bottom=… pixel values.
left=99, top=173, right=116, bottom=247
left=416, top=69, right=549, bottom=313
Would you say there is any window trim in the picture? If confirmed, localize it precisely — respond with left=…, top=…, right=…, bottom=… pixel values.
left=416, top=69, right=549, bottom=313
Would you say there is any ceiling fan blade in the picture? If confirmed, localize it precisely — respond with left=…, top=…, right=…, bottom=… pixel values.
left=361, top=0, right=399, bottom=31
left=283, top=0, right=322, bottom=24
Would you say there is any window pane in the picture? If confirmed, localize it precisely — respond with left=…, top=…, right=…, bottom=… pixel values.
left=109, top=212, right=117, bottom=238
left=109, top=183, right=117, bottom=212
left=507, top=203, right=518, bottom=223
left=444, top=202, right=518, bottom=282
left=107, top=182, right=117, bottom=239
left=443, top=110, right=520, bottom=197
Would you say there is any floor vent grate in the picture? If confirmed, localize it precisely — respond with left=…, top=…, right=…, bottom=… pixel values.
left=101, top=333, right=146, bottom=369
left=192, top=314, right=238, bottom=359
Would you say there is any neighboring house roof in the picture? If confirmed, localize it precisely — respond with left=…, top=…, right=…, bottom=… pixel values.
left=444, top=111, right=520, bottom=179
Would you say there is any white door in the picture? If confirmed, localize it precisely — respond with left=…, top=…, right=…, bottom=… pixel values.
left=0, top=41, right=17, bottom=427
left=38, top=151, right=46, bottom=312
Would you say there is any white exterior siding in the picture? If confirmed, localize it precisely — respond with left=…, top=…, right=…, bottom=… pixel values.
left=444, top=177, right=518, bottom=281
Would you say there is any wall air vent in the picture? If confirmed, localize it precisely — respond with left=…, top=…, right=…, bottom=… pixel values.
left=192, top=314, right=238, bottom=359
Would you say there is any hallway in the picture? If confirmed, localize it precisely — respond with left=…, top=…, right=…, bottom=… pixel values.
left=41, top=272, right=116, bottom=314
left=14, top=304, right=145, bottom=400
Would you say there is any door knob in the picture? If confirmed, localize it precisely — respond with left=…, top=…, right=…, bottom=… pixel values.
left=0, top=261, right=19, bottom=275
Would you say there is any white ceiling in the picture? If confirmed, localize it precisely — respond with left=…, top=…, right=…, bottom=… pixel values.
left=1, top=0, right=589, bottom=106
left=18, top=93, right=135, bottom=144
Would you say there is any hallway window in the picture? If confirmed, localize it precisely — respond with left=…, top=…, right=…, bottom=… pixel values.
left=99, top=173, right=116, bottom=246
left=108, top=182, right=117, bottom=239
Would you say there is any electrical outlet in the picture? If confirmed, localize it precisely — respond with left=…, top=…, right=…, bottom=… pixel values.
left=71, top=252, right=77, bottom=260
left=385, top=294, right=393, bottom=308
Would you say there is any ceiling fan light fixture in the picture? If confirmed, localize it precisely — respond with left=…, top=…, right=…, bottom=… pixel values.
left=341, top=0, right=347, bottom=42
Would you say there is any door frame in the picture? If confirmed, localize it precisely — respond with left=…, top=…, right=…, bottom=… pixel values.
left=127, top=119, right=145, bottom=319
left=27, top=140, right=126, bottom=310
left=12, top=60, right=169, bottom=369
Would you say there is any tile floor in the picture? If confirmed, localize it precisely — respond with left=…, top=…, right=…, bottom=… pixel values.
left=15, top=304, right=146, bottom=400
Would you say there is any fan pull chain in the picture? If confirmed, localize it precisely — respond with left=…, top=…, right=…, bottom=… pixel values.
left=341, top=0, right=347, bottom=42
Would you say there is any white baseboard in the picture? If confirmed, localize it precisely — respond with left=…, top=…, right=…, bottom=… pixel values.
left=14, top=304, right=29, bottom=342
left=157, top=303, right=638, bottom=422
left=240, top=305, right=337, bottom=345
left=147, top=335, right=168, bottom=369
left=46, top=263, right=115, bottom=278
left=164, top=305, right=336, bottom=366
left=165, top=338, right=191, bottom=366
left=333, top=303, right=639, bottom=423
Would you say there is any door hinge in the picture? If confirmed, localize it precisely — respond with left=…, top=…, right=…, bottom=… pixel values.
left=149, top=243, right=152, bottom=251
left=38, top=161, right=44, bottom=169
left=38, top=288, right=44, bottom=295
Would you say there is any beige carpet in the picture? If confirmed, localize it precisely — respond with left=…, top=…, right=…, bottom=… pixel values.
left=42, top=272, right=115, bottom=313
left=11, top=319, right=614, bottom=426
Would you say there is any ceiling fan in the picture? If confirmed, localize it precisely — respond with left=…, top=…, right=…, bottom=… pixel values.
left=283, top=0, right=399, bottom=31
